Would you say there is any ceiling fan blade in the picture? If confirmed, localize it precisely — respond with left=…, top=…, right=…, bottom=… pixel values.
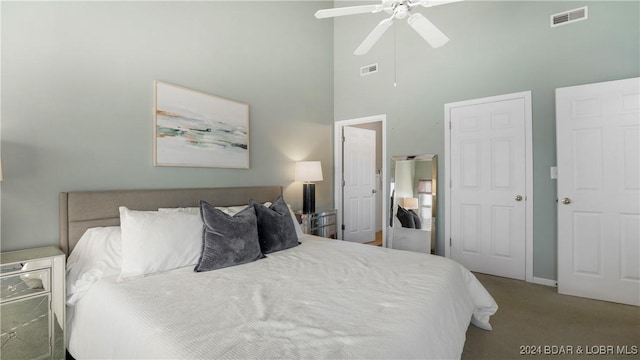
left=353, top=18, right=393, bottom=55
left=315, top=5, right=382, bottom=19
left=407, top=13, right=449, bottom=48
left=420, top=0, right=464, bottom=8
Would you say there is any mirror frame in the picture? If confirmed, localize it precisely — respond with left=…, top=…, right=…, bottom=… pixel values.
left=389, top=154, right=438, bottom=254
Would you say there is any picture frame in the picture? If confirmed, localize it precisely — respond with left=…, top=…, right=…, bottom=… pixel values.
left=153, top=81, right=249, bottom=169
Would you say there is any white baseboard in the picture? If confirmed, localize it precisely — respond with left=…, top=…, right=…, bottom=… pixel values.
left=533, top=277, right=557, bottom=287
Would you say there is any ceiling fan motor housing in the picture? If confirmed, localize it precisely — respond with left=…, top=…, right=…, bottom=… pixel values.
left=384, top=1, right=410, bottom=18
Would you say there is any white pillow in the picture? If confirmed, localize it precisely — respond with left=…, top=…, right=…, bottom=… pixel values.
left=118, top=207, right=203, bottom=281
left=287, top=204, right=305, bottom=239
left=158, top=202, right=304, bottom=239
left=158, top=205, right=248, bottom=216
left=66, top=226, right=122, bottom=305
left=158, top=207, right=201, bottom=215
left=222, top=205, right=250, bottom=216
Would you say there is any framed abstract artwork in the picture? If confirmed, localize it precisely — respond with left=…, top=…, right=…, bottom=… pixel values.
left=153, top=81, right=249, bottom=169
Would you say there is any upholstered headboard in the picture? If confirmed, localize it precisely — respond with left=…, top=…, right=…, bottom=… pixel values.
left=59, top=186, right=283, bottom=255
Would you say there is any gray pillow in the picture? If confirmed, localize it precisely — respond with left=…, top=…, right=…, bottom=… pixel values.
left=396, top=205, right=416, bottom=228
left=251, top=195, right=299, bottom=254
left=195, top=200, right=265, bottom=272
left=410, top=210, right=422, bottom=229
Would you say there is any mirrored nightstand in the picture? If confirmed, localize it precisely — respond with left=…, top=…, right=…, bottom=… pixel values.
left=1, top=246, right=65, bottom=360
left=295, top=209, right=337, bottom=239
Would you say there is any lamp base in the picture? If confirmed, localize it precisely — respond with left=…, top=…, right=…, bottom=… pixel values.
left=302, top=183, right=315, bottom=214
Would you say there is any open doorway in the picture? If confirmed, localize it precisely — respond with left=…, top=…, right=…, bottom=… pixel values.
left=334, top=115, right=387, bottom=247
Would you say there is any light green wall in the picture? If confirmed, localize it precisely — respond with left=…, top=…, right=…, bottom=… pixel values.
left=3, top=1, right=638, bottom=281
left=333, top=1, right=639, bottom=280
left=0, top=1, right=334, bottom=251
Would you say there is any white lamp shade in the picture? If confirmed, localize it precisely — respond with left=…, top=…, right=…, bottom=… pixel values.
left=295, top=161, right=323, bottom=182
left=402, top=197, right=419, bottom=210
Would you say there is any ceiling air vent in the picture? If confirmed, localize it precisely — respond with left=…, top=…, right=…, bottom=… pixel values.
left=551, top=6, right=588, bottom=27
left=360, top=63, right=378, bottom=76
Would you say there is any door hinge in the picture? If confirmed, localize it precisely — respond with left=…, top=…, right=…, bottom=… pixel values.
left=449, top=238, right=452, bottom=247
left=342, top=179, right=346, bottom=187
left=342, top=136, right=345, bottom=143
left=341, top=224, right=346, bottom=230
left=449, top=121, right=452, bottom=130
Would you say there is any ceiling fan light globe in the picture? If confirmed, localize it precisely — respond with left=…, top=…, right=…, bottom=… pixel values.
left=395, top=6, right=409, bottom=19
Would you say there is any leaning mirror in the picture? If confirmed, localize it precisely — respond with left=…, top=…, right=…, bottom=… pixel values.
left=389, top=155, right=437, bottom=254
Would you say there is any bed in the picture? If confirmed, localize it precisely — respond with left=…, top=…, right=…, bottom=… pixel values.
left=60, top=186, right=497, bottom=359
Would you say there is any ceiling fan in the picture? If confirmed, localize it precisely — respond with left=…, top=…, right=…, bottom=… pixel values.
left=315, top=0, right=462, bottom=55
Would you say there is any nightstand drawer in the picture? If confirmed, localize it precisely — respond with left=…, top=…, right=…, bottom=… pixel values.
left=0, top=262, right=25, bottom=274
left=1, top=258, right=54, bottom=275
left=0, top=293, right=51, bottom=360
left=308, top=213, right=336, bottom=228
left=1, top=269, right=50, bottom=302
left=296, top=210, right=338, bottom=239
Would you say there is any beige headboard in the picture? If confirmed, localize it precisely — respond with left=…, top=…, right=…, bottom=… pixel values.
left=59, top=186, right=283, bottom=255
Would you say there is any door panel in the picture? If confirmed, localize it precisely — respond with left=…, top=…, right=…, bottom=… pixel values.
left=572, top=212, right=602, bottom=275
left=492, top=205, right=513, bottom=258
left=449, top=96, right=527, bottom=280
left=621, top=215, right=640, bottom=280
left=343, top=126, right=376, bottom=243
left=556, top=77, right=640, bottom=306
left=461, top=204, right=481, bottom=253
left=492, top=138, right=512, bottom=189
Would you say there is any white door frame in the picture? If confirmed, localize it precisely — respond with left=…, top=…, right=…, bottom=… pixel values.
left=334, top=114, right=387, bottom=246
left=444, top=92, right=534, bottom=283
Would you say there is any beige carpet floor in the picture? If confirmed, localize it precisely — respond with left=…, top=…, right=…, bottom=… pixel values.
left=462, top=273, right=640, bottom=360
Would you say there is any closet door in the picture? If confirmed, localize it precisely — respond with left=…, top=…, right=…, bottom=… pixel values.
left=556, top=77, right=640, bottom=306
left=446, top=92, right=532, bottom=281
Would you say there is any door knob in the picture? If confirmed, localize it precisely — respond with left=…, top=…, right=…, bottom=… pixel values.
left=561, top=198, right=571, bottom=205
left=372, top=189, right=377, bottom=194
left=515, top=195, right=523, bottom=201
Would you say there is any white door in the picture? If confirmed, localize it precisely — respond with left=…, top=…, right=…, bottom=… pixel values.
left=343, top=126, right=376, bottom=243
left=556, top=77, right=640, bottom=306
left=446, top=92, right=531, bottom=280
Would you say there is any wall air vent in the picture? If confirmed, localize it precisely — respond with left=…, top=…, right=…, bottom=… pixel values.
left=360, top=63, right=378, bottom=76
left=551, top=6, right=588, bottom=27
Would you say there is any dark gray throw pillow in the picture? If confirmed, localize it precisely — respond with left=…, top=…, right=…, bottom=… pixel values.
left=251, top=195, right=299, bottom=254
left=195, top=200, right=265, bottom=272
left=396, top=205, right=416, bottom=228
left=410, top=210, right=422, bottom=229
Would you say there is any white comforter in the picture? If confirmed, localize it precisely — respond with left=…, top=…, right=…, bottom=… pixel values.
left=68, top=236, right=497, bottom=359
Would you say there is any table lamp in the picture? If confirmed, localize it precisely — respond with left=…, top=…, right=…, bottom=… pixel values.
left=402, top=197, right=419, bottom=210
left=295, top=161, right=323, bottom=213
